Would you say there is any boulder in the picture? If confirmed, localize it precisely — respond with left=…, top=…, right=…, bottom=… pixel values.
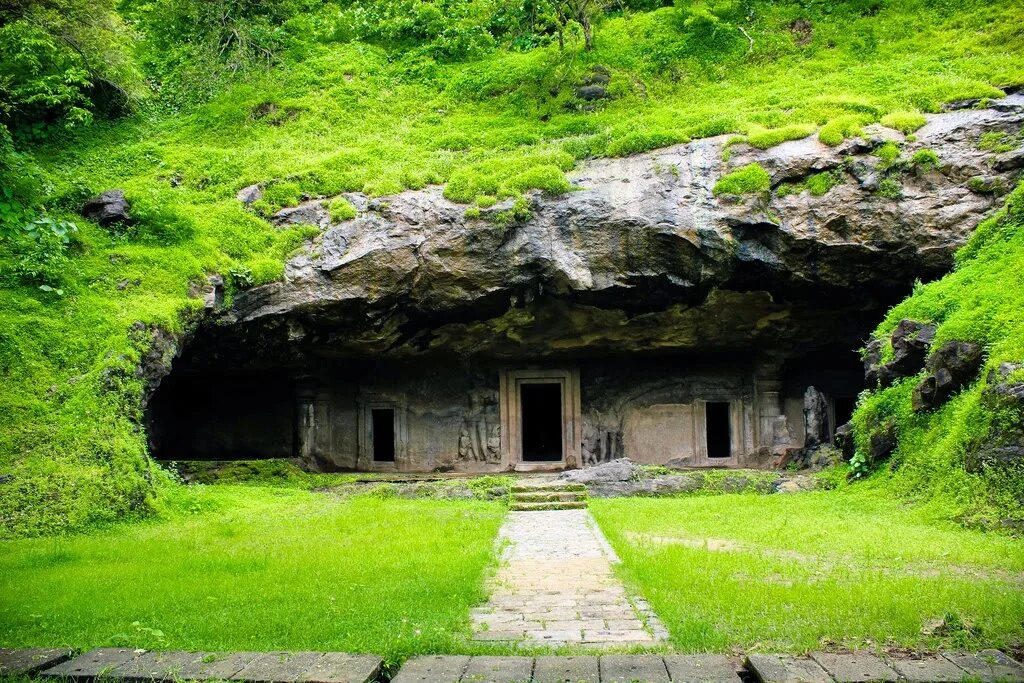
left=575, top=85, right=607, bottom=101
left=82, top=190, right=131, bottom=226
left=912, top=340, right=984, bottom=411
left=560, top=457, right=638, bottom=484
left=237, top=184, right=263, bottom=205
left=868, top=423, right=898, bottom=461
left=833, top=422, right=855, bottom=460
left=888, top=319, right=937, bottom=378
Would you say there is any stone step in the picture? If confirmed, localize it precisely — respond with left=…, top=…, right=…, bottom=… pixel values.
left=509, top=500, right=588, bottom=511
left=509, top=491, right=587, bottom=503
left=510, top=482, right=587, bottom=494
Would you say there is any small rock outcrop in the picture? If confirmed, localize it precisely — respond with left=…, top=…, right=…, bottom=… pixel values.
left=912, top=340, right=984, bottom=411
left=967, top=362, right=1024, bottom=472
left=236, top=184, right=263, bottom=205
left=803, top=386, right=830, bottom=448
left=559, top=457, right=638, bottom=484
left=82, top=190, right=131, bottom=226
left=865, top=319, right=938, bottom=388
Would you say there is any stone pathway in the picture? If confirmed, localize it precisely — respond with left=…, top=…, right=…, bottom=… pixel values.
left=1, top=648, right=382, bottom=683
left=470, top=510, right=667, bottom=647
left=3, top=648, right=1023, bottom=682
left=394, top=652, right=1024, bottom=683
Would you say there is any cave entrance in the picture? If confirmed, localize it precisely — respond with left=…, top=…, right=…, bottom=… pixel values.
left=520, top=383, right=563, bottom=462
left=371, top=408, right=396, bottom=462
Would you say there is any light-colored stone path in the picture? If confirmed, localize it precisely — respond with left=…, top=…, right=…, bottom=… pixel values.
left=471, top=509, right=668, bottom=647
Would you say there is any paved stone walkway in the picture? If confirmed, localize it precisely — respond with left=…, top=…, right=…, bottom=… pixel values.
left=470, top=510, right=667, bottom=647
left=394, top=652, right=1024, bottom=683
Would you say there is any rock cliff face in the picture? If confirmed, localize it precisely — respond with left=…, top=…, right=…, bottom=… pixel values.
left=213, top=95, right=1024, bottom=364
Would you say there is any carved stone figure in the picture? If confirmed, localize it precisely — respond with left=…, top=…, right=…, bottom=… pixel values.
left=458, top=389, right=501, bottom=462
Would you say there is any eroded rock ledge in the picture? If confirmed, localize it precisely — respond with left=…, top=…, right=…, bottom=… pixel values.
left=214, top=94, right=1024, bottom=363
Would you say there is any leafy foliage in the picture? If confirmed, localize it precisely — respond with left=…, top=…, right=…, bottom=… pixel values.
left=713, top=163, right=770, bottom=195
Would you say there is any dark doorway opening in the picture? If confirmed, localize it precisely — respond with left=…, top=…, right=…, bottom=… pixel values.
left=372, top=408, right=396, bottom=462
left=521, top=383, right=563, bottom=461
left=833, top=396, right=856, bottom=430
left=706, top=401, right=731, bottom=459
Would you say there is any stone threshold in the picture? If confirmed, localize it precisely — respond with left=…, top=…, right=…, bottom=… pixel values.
left=4, top=649, right=1023, bottom=683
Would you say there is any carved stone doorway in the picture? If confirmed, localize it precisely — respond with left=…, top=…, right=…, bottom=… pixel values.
left=500, top=368, right=582, bottom=471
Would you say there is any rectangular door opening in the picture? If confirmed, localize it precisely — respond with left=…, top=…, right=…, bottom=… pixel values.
left=520, top=383, right=563, bottom=462
left=705, top=401, right=731, bottom=459
left=371, top=408, right=396, bottom=462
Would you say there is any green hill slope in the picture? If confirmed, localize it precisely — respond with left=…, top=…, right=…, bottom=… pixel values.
left=2, top=0, right=1023, bottom=536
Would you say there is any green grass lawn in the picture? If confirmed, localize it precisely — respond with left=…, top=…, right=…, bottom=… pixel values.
left=590, top=489, right=1024, bottom=654
left=0, top=486, right=504, bottom=664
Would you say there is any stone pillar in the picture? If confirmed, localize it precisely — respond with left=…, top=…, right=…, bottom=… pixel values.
left=803, top=385, right=830, bottom=448
left=755, top=362, right=792, bottom=454
left=295, top=376, right=331, bottom=470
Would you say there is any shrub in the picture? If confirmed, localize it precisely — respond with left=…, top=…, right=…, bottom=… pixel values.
left=872, top=141, right=901, bottom=166
left=876, top=177, right=902, bottom=199
left=606, top=130, right=687, bottom=157
left=746, top=123, right=816, bottom=150
left=713, top=163, right=771, bottom=195
left=805, top=170, right=844, bottom=196
left=819, top=115, right=868, bottom=146
left=881, top=111, right=927, bottom=134
left=328, top=197, right=357, bottom=222
left=911, top=148, right=941, bottom=172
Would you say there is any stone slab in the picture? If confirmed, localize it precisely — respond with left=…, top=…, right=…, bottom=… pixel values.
left=600, top=656, right=669, bottom=683
left=889, top=656, right=968, bottom=683
left=462, top=656, right=534, bottom=683
left=174, top=652, right=262, bottom=680
left=663, top=655, right=740, bottom=682
left=943, top=650, right=1024, bottom=683
left=230, top=652, right=325, bottom=683
left=110, top=651, right=207, bottom=682
left=809, top=653, right=897, bottom=683
left=41, top=648, right=145, bottom=679
left=298, top=653, right=382, bottom=683
left=0, top=648, right=74, bottom=677
left=533, top=657, right=599, bottom=683
left=391, top=656, right=471, bottom=683
left=744, top=655, right=831, bottom=683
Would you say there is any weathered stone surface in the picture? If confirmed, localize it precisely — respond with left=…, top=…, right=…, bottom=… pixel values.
left=912, top=341, right=984, bottom=411
left=833, top=423, right=854, bottom=461
left=297, top=653, right=382, bottom=683
left=42, top=648, right=144, bottom=679
left=111, top=651, right=206, bottom=682
left=809, top=653, right=897, bottom=683
left=238, top=184, right=264, bottom=205
left=600, top=656, right=669, bottom=683
left=576, top=85, right=607, bottom=101
left=744, top=654, right=831, bottom=683
left=462, top=656, right=533, bottom=683
left=230, top=651, right=324, bottom=682
left=392, top=656, right=471, bottom=683
left=942, top=650, right=1024, bottom=683
left=0, top=648, right=73, bottom=676
left=271, top=200, right=330, bottom=229
left=222, top=95, right=1024, bottom=364
left=83, top=189, right=131, bottom=226
left=888, top=656, right=969, bottom=683
left=663, top=655, right=741, bottom=682
left=560, top=458, right=638, bottom=484
left=803, top=386, right=830, bottom=448
left=173, top=652, right=262, bottom=680
left=532, top=657, right=599, bottom=683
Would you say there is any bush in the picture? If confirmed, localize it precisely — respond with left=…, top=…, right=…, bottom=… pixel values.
left=746, top=123, right=816, bottom=150
left=819, top=114, right=869, bottom=146
left=606, top=130, right=687, bottom=157
left=713, top=163, right=771, bottom=195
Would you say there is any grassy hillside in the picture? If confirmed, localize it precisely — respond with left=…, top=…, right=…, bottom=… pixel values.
left=852, top=185, right=1024, bottom=529
left=2, top=0, right=1024, bottom=536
